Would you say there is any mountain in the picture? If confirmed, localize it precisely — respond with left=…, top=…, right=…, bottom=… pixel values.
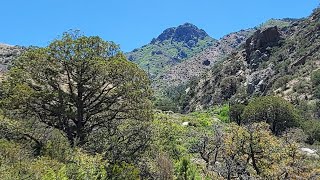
left=126, top=23, right=216, bottom=78
left=154, top=29, right=254, bottom=89
left=183, top=8, right=320, bottom=112
left=139, top=19, right=298, bottom=91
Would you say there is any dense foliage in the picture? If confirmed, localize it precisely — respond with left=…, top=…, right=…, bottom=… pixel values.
left=242, top=96, right=301, bottom=135
left=0, top=32, right=153, bottom=179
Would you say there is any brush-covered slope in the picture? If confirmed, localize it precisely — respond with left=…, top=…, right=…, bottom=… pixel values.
left=184, top=9, right=320, bottom=112
left=126, top=23, right=216, bottom=78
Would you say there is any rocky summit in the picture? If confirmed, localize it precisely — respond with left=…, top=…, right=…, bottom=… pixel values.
left=152, top=23, right=209, bottom=47
left=126, top=23, right=216, bottom=78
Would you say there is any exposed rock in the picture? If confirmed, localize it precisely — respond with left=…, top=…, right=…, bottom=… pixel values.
left=164, top=110, right=174, bottom=115
left=151, top=50, right=163, bottom=55
left=245, top=27, right=281, bottom=68
left=0, top=44, right=25, bottom=72
left=300, top=148, right=319, bottom=158
left=155, top=23, right=209, bottom=45
left=246, top=65, right=275, bottom=94
left=182, top=122, right=189, bottom=126
left=155, top=29, right=254, bottom=89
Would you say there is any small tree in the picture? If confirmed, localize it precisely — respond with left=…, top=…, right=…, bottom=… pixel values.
left=229, top=103, right=245, bottom=125
left=242, top=96, right=300, bottom=135
left=0, top=32, right=153, bottom=163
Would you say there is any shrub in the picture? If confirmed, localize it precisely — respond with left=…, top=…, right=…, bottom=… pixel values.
left=302, top=119, right=320, bottom=144
left=230, top=103, right=245, bottom=125
left=311, top=69, right=320, bottom=87
left=242, top=96, right=301, bottom=135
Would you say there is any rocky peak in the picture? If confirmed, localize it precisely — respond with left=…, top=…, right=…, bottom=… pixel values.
left=245, top=26, right=281, bottom=53
left=153, top=23, right=209, bottom=47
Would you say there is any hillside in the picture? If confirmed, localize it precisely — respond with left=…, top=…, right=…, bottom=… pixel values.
left=151, top=18, right=297, bottom=90
left=184, top=8, right=320, bottom=112
left=154, top=29, right=254, bottom=89
left=126, top=23, right=216, bottom=78
left=0, top=44, right=24, bottom=73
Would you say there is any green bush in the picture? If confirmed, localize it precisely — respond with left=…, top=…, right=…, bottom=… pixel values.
left=109, top=163, right=140, bottom=180
left=242, top=96, right=301, bottom=135
left=213, top=104, right=230, bottom=123
left=273, top=75, right=291, bottom=90
left=230, top=103, right=245, bottom=125
left=175, top=157, right=202, bottom=180
left=314, top=85, right=320, bottom=99
left=311, top=69, right=320, bottom=87
left=302, top=119, right=320, bottom=144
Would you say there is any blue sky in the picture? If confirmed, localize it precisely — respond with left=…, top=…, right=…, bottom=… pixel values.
left=0, top=0, right=318, bottom=52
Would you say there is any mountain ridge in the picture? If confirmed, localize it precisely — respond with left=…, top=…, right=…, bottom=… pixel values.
left=183, top=8, right=320, bottom=112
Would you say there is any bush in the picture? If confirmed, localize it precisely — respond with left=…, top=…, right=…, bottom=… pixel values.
left=215, top=104, right=230, bottom=123
left=175, top=157, right=202, bottom=180
left=242, top=96, right=301, bottom=135
left=230, top=103, right=245, bottom=125
left=273, top=75, right=291, bottom=90
left=302, top=120, right=320, bottom=144
left=314, top=85, right=320, bottom=99
left=311, top=69, right=320, bottom=87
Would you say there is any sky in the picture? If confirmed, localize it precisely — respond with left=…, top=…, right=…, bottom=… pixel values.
left=0, top=0, right=319, bottom=52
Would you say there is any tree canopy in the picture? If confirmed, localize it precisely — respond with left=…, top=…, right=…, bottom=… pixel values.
left=0, top=32, right=153, bottom=161
left=242, top=96, right=301, bottom=135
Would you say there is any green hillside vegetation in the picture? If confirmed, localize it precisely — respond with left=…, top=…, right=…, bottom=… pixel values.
left=257, top=18, right=298, bottom=29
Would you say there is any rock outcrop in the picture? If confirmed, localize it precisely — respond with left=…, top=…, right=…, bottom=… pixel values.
left=154, top=23, right=209, bottom=46
left=245, top=27, right=281, bottom=69
left=0, top=44, right=25, bottom=72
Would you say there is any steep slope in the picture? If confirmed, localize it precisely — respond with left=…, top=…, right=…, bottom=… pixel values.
left=126, top=23, right=216, bottom=78
left=184, top=9, right=320, bottom=112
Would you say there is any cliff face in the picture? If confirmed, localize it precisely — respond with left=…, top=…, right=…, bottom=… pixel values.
left=183, top=9, right=320, bottom=112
